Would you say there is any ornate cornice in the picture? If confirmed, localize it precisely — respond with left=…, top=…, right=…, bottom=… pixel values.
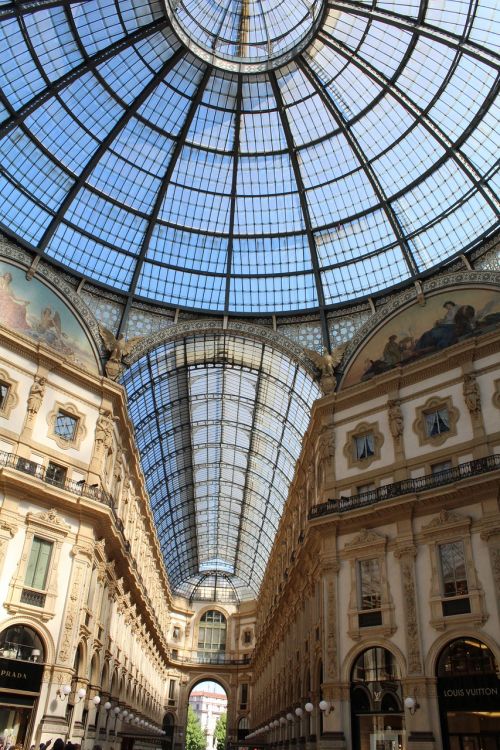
left=122, top=318, right=320, bottom=379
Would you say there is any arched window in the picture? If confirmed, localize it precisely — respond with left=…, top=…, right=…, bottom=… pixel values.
left=238, top=717, right=249, bottom=741
left=350, top=648, right=403, bottom=750
left=437, top=637, right=497, bottom=676
left=197, top=610, right=226, bottom=662
left=436, top=639, right=500, bottom=750
left=0, top=624, right=44, bottom=662
left=351, top=647, right=400, bottom=684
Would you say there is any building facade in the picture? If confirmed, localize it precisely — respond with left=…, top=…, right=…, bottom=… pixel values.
left=189, top=688, right=227, bottom=749
left=0, top=237, right=498, bottom=750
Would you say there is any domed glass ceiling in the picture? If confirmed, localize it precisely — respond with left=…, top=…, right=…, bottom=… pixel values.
left=164, top=0, right=326, bottom=72
left=0, top=0, right=498, bottom=316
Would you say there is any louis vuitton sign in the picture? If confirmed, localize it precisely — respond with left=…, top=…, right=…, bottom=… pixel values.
left=439, top=675, right=500, bottom=711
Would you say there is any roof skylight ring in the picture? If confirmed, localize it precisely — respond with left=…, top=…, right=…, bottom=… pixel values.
left=164, top=0, right=328, bottom=73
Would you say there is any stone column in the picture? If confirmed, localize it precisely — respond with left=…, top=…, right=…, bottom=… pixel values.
left=480, top=521, right=500, bottom=619
left=394, top=541, right=437, bottom=749
left=320, top=559, right=346, bottom=750
left=0, top=519, right=17, bottom=574
left=394, top=544, right=422, bottom=675
left=57, top=538, right=93, bottom=664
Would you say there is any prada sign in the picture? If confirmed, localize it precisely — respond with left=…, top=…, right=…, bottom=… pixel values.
left=439, top=675, right=500, bottom=711
left=0, top=657, right=44, bottom=693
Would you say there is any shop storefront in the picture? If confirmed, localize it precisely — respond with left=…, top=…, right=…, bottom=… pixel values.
left=437, top=638, right=500, bottom=750
left=351, top=647, right=405, bottom=750
left=0, top=625, right=45, bottom=749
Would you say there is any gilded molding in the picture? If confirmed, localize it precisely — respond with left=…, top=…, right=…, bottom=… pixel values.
left=480, top=523, right=500, bottom=541
left=26, top=507, right=70, bottom=534
left=344, top=528, right=386, bottom=550
left=421, top=508, right=469, bottom=535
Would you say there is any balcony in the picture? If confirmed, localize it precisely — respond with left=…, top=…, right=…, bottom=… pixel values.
left=0, top=450, right=115, bottom=506
left=168, top=651, right=251, bottom=666
left=309, top=454, right=500, bottom=519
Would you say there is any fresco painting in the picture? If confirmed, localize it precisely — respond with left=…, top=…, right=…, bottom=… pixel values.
left=343, top=288, right=500, bottom=387
left=0, top=260, right=98, bottom=373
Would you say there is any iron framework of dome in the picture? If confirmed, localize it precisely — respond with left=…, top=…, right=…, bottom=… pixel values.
left=0, top=0, right=498, bottom=601
left=0, top=0, right=498, bottom=321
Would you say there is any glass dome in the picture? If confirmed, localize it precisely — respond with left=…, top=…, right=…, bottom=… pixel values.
left=0, top=0, right=497, bottom=316
left=164, top=0, right=327, bottom=72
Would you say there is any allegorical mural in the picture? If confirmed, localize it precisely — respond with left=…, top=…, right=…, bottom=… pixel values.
left=343, top=287, right=500, bottom=387
left=0, top=260, right=98, bottom=373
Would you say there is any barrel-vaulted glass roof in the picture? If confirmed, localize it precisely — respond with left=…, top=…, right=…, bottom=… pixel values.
left=121, top=333, right=321, bottom=601
left=0, top=0, right=498, bottom=317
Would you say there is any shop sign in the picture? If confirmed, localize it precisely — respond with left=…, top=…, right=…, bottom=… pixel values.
left=439, top=674, right=500, bottom=711
left=0, top=657, right=43, bottom=693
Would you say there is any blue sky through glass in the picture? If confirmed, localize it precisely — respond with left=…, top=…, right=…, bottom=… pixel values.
left=0, top=0, right=497, bottom=314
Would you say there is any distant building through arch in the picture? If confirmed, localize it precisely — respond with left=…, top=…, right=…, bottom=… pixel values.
left=189, top=680, right=228, bottom=750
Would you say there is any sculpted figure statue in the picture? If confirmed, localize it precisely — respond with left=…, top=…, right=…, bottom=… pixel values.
left=388, top=399, right=404, bottom=439
left=27, top=376, right=46, bottom=417
left=95, top=409, right=114, bottom=452
left=304, top=343, right=347, bottom=394
left=463, top=373, right=481, bottom=414
left=98, top=324, right=142, bottom=379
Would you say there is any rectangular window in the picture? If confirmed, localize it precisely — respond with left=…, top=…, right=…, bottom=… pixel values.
left=46, top=461, right=67, bottom=486
left=431, top=460, right=452, bottom=474
left=439, top=541, right=468, bottom=597
left=54, top=411, right=78, bottom=441
left=240, top=683, right=248, bottom=709
left=354, top=433, right=375, bottom=461
left=357, top=483, right=375, bottom=495
left=25, top=537, right=53, bottom=590
left=168, top=679, right=176, bottom=700
left=358, top=558, right=381, bottom=610
left=16, top=457, right=37, bottom=475
left=425, top=407, right=450, bottom=437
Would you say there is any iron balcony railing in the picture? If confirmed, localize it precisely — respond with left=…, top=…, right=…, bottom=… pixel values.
left=0, top=451, right=156, bottom=613
left=169, top=651, right=251, bottom=666
left=0, top=450, right=115, bottom=506
left=310, top=454, right=500, bottom=519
